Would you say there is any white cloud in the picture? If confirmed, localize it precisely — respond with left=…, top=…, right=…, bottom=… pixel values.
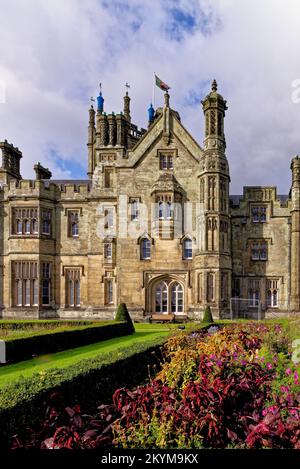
left=0, top=0, right=300, bottom=192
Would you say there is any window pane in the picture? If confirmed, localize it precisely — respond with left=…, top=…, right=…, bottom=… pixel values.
left=69, top=279, right=74, bottom=306
left=33, top=279, right=39, bottom=305
left=25, top=220, right=31, bottom=234
left=141, top=238, right=151, bottom=259
left=42, top=279, right=50, bottom=305
left=184, top=239, right=192, bottom=259
left=25, top=279, right=30, bottom=305
left=17, top=220, right=22, bottom=234
left=17, top=280, right=22, bottom=306
left=75, top=280, right=80, bottom=306
left=72, top=222, right=79, bottom=236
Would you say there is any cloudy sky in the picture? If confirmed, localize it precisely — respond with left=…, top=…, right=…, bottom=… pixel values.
left=1, top=0, right=300, bottom=193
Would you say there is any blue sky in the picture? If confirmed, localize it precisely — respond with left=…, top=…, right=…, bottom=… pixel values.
left=1, top=0, right=300, bottom=192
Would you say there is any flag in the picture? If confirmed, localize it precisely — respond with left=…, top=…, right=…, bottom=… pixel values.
left=155, top=74, right=170, bottom=91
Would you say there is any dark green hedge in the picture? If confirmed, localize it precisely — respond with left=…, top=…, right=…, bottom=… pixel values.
left=0, top=319, right=96, bottom=330
left=4, top=322, right=133, bottom=363
left=0, top=336, right=166, bottom=449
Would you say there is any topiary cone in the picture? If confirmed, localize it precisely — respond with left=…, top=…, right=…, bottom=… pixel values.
left=202, top=305, right=214, bottom=324
left=115, top=303, right=135, bottom=333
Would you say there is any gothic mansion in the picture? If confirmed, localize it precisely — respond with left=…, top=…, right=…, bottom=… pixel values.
left=0, top=81, right=299, bottom=320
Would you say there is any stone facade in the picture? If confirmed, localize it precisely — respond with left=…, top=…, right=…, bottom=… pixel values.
left=0, top=82, right=299, bottom=320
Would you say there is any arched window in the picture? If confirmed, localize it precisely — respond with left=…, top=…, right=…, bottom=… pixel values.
left=155, top=282, right=168, bottom=313
left=16, top=220, right=22, bottom=234
left=141, top=238, right=151, bottom=260
left=166, top=202, right=173, bottom=219
left=171, top=282, right=183, bottom=313
left=24, top=220, right=31, bottom=234
left=183, top=238, right=192, bottom=259
left=158, top=202, right=164, bottom=219
left=32, top=219, right=39, bottom=234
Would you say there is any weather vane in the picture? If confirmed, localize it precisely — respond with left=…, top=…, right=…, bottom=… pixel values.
left=125, top=82, right=130, bottom=90
left=99, top=82, right=102, bottom=93
left=90, top=96, right=95, bottom=106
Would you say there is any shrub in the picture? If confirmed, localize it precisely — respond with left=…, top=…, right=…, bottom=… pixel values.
left=4, top=322, right=132, bottom=364
left=115, top=303, right=135, bottom=333
left=202, top=305, right=214, bottom=324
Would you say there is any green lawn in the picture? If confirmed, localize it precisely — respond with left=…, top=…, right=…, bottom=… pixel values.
left=0, top=324, right=172, bottom=387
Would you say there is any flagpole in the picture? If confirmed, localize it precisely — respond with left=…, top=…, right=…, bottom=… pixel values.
left=153, top=72, right=155, bottom=108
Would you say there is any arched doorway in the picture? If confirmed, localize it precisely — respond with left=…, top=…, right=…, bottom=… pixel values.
left=153, top=278, right=184, bottom=314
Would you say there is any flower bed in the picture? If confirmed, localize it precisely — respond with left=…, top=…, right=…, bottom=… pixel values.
left=10, top=322, right=300, bottom=449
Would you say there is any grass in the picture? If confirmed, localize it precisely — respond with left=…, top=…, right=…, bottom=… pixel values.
left=0, top=321, right=115, bottom=341
left=0, top=324, right=173, bottom=387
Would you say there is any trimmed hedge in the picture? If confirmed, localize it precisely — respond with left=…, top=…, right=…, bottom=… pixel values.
left=0, top=336, right=166, bottom=448
left=3, top=322, right=133, bottom=364
left=0, top=319, right=95, bottom=330
left=115, top=303, right=135, bottom=333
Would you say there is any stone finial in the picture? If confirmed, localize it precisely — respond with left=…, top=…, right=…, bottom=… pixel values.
left=34, top=162, right=52, bottom=180
left=211, top=79, right=218, bottom=92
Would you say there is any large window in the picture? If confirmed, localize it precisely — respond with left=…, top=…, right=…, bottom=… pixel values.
left=207, top=273, right=215, bottom=302
left=154, top=280, right=184, bottom=314
left=105, top=279, right=114, bottom=305
left=68, top=211, right=79, bottom=238
left=251, top=206, right=266, bottom=223
left=42, top=209, right=52, bottom=235
left=266, top=279, right=279, bottom=308
left=251, top=240, right=267, bottom=261
left=66, top=269, right=80, bottom=307
left=141, top=238, right=151, bottom=260
left=42, top=263, right=51, bottom=306
left=12, top=208, right=39, bottom=235
left=248, top=279, right=260, bottom=307
left=159, top=154, right=173, bottom=170
left=12, top=261, right=38, bottom=307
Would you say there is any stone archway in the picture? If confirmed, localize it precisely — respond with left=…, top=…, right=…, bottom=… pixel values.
left=150, top=277, right=184, bottom=314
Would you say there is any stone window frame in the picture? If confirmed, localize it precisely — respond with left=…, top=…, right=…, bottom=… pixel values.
left=251, top=204, right=267, bottom=223
left=138, top=233, right=153, bottom=260
left=129, top=197, right=141, bottom=222
left=65, top=268, right=81, bottom=308
left=250, top=239, right=268, bottom=261
left=67, top=208, right=81, bottom=239
left=266, top=278, right=279, bottom=308
left=11, top=260, right=38, bottom=307
left=156, top=149, right=178, bottom=172
left=11, top=207, right=39, bottom=236
left=248, top=278, right=260, bottom=307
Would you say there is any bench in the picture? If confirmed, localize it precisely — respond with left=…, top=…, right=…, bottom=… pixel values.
left=149, top=314, right=175, bottom=323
